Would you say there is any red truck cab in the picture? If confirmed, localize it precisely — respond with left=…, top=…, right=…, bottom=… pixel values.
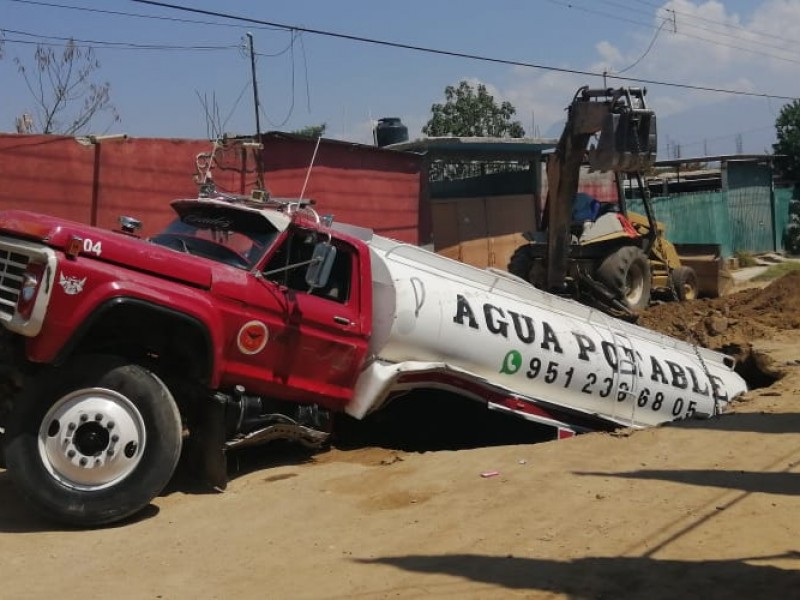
left=0, top=194, right=371, bottom=526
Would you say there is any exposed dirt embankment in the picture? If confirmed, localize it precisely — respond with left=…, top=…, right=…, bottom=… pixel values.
left=639, top=272, right=800, bottom=378
left=640, top=271, right=800, bottom=346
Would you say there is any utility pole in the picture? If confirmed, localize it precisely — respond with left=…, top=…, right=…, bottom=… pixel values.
left=247, top=32, right=265, bottom=190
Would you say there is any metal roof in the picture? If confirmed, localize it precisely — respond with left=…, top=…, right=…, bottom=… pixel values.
left=262, top=131, right=415, bottom=155
left=386, top=136, right=558, bottom=160
left=655, top=154, right=777, bottom=167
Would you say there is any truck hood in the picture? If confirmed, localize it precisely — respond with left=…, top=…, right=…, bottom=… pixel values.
left=0, top=210, right=214, bottom=288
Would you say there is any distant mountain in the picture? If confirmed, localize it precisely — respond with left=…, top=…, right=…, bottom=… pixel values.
left=657, top=95, right=777, bottom=159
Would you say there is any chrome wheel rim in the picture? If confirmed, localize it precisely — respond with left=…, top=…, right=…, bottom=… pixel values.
left=38, top=388, right=146, bottom=491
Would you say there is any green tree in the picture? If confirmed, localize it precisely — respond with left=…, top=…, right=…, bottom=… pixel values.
left=14, top=39, right=119, bottom=135
left=291, top=123, right=327, bottom=138
left=423, top=80, right=525, bottom=138
left=773, top=99, right=800, bottom=182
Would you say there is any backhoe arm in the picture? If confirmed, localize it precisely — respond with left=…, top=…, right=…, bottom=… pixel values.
left=543, top=87, right=656, bottom=291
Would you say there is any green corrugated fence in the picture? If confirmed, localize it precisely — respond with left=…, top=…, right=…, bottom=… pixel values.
left=775, top=187, right=793, bottom=250
left=628, top=186, right=794, bottom=258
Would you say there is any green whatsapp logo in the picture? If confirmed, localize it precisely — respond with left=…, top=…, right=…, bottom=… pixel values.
left=500, top=350, right=523, bottom=375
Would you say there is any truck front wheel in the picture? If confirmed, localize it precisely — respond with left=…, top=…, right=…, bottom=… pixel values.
left=4, top=355, right=182, bottom=527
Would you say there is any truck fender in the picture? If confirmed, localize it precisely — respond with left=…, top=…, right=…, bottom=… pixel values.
left=51, top=297, right=216, bottom=385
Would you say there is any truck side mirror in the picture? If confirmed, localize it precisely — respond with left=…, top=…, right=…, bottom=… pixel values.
left=305, top=242, right=337, bottom=289
left=118, top=215, right=143, bottom=235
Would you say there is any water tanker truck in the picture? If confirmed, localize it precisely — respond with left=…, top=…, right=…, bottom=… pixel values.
left=0, top=190, right=746, bottom=526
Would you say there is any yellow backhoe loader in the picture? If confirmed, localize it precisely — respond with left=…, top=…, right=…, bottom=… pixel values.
left=508, top=86, right=729, bottom=318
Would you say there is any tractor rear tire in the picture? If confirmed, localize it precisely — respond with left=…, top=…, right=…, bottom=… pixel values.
left=597, top=246, right=652, bottom=311
left=508, top=245, right=544, bottom=288
left=670, top=266, right=699, bottom=301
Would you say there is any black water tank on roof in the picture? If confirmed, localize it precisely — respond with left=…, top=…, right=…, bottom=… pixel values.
left=375, top=117, right=409, bottom=147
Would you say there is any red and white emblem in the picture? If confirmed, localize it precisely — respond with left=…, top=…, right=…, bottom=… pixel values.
left=59, top=272, right=87, bottom=295
left=236, top=320, right=269, bottom=355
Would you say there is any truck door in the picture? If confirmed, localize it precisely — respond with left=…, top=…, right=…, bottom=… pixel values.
left=254, top=227, right=370, bottom=407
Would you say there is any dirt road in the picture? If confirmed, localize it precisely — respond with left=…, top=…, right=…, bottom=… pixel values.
left=1, top=276, right=800, bottom=599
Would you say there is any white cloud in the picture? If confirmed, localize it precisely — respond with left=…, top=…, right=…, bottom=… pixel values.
left=482, top=1, right=797, bottom=153
left=596, top=41, right=623, bottom=67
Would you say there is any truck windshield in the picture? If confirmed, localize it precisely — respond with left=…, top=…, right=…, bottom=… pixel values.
left=150, top=208, right=281, bottom=269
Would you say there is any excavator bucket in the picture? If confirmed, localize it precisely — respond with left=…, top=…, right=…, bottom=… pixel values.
left=588, top=106, right=657, bottom=172
left=674, top=243, right=733, bottom=298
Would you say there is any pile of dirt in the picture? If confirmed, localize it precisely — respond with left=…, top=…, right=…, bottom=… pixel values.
left=638, top=271, right=800, bottom=358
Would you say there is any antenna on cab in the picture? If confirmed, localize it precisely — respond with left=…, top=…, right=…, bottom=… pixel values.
left=299, top=134, right=322, bottom=202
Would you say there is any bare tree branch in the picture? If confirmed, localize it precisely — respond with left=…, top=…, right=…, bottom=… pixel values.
left=13, top=39, right=120, bottom=135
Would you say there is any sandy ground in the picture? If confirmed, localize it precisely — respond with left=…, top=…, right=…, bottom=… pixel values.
left=2, top=275, right=800, bottom=599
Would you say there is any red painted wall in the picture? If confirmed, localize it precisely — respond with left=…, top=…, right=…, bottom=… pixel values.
left=0, top=133, right=424, bottom=243
left=0, top=135, right=209, bottom=237
left=258, top=134, right=424, bottom=243
left=0, top=134, right=96, bottom=223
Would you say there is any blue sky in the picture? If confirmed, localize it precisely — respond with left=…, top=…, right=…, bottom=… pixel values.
left=1, top=0, right=798, bottom=157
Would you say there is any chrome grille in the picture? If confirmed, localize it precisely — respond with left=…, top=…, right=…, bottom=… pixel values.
left=0, top=248, right=29, bottom=318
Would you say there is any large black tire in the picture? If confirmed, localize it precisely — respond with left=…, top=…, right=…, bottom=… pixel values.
left=670, top=265, right=699, bottom=301
left=785, top=222, right=800, bottom=256
left=597, top=246, right=652, bottom=311
left=4, top=355, right=182, bottom=527
left=508, top=245, right=535, bottom=281
left=508, top=245, right=544, bottom=288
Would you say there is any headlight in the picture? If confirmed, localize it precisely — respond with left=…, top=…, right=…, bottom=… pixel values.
left=21, top=272, right=39, bottom=302
left=17, top=262, right=46, bottom=320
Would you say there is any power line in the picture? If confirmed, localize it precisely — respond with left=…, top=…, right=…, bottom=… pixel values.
left=2, top=2, right=319, bottom=58
left=613, top=16, right=669, bottom=75
left=16, top=0, right=794, bottom=54
left=6, top=0, right=797, bottom=102
left=258, top=31, right=298, bottom=128
left=548, top=0, right=800, bottom=64
left=4, top=0, right=284, bottom=31
left=628, top=0, right=800, bottom=48
left=597, top=0, right=800, bottom=56
left=542, top=0, right=663, bottom=38
left=124, top=0, right=797, bottom=101
left=2, top=27, right=239, bottom=51
left=2, top=23, right=296, bottom=57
